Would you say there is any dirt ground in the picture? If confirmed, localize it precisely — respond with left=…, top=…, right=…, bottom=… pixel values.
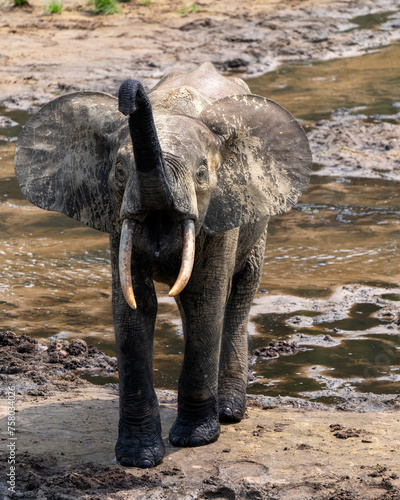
left=1, top=382, right=400, bottom=499
left=1, top=0, right=400, bottom=498
left=1, top=327, right=400, bottom=499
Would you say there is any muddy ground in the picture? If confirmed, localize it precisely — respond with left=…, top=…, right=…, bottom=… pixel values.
left=1, top=0, right=400, bottom=498
left=1, top=329, right=400, bottom=499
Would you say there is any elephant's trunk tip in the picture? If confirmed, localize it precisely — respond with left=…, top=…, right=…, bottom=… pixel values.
left=118, top=79, right=145, bottom=116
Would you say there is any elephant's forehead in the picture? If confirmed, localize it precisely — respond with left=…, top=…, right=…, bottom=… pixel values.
left=150, top=86, right=211, bottom=118
left=119, top=138, right=133, bottom=156
left=155, top=114, right=210, bottom=156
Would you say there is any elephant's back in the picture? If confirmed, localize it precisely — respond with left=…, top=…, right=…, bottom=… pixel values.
left=150, top=62, right=249, bottom=104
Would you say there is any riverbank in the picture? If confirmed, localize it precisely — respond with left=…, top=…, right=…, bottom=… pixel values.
left=1, top=0, right=400, bottom=110
left=1, top=384, right=400, bottom=499
left=1, top=283, right=400, bottom=499
left=1, top=352, right=400, bottom=499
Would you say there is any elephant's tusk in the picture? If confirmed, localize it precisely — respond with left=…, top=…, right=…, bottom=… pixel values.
left=169, top=219, right=195, bottom=297
left=119, top=219, right=137, bottom=310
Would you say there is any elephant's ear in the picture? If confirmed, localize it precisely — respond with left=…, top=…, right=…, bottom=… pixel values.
left=200, top=94, right=312, bottom=234
left=14, top=92, right=125, bottom=233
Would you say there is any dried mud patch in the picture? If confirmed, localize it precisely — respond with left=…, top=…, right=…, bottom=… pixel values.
left=309, top=108, right=400, bottom=180
left=0, top=330, right=117, bottom=398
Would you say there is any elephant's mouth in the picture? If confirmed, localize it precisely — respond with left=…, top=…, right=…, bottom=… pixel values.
left=119, top=216, right=195, bottom=310
left=143, top=210, right=176, bottom=259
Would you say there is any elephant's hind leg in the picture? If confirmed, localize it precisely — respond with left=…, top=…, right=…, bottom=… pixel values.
left=218, top=229, right=267, bottom=422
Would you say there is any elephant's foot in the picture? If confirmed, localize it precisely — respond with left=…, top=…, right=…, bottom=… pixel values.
left=218, top=387, right=247, bottom=423
left=116, top=430, right=165, bottom=468
left=169, top=415, right=220, bottom=448
left=218, top=404, right=245, bottom=422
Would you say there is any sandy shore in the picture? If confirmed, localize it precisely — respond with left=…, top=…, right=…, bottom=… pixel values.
left=1, top=0, right=400, bottom=110
left=1, top=382, right=400, bottom=499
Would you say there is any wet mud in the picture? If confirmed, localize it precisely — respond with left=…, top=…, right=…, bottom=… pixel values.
left=253, top=340, right=301, bottom=360
left=249, top=284, right=400, bottom=405
left=309, top=108, right=400, bottom=181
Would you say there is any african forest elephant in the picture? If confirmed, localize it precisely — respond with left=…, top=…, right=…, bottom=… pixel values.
left=14, top=62, right=312, bottom=468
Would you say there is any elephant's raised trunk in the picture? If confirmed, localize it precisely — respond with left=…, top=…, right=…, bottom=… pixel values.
left=118, top=79, right=163, bottom=173
left=119, top=219, right=196, bottom=309
left=118, top=79, right=173, bottom=217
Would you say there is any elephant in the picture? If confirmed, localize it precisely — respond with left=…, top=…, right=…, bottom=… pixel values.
left=14, top=62, right=312, bottom=468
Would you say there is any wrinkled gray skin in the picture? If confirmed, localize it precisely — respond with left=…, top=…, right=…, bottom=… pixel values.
left=14, top=63, right=312, bottom=469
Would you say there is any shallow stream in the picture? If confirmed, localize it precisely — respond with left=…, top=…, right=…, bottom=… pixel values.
left=1, top=42, right=399, bottom=401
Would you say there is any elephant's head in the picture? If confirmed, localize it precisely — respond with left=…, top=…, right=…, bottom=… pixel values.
left=14, top=65, right=312, bottom=309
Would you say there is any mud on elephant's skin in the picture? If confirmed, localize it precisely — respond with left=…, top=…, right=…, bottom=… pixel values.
left=14, top=62, right=312, bottom=468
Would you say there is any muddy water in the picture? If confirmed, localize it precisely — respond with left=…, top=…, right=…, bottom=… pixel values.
left=1, top=43, right=399, bottom=399
left=247, top=41, right=400, bottom=122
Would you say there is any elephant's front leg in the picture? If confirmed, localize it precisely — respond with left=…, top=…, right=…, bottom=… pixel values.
left=169, top=231, right=238, bottom=447
left=218, top=228, right=268, bottom=422
left=110, top=235, right=164, bottom=469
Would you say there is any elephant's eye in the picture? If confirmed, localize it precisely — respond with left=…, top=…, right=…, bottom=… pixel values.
left=115, top=163, right=126, bottom=186
left=196, top=164, right=209, bottom=185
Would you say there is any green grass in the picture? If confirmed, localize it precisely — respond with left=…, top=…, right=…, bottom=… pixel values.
left=92, top=0, right=119, bottom=14
left=177, top=2, right=199, bottom=15
left=13, top=0, right=29, bottom=6
left=46, top=0, right=63, bottom=13
left=117, top=0, right=152, bottom=4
